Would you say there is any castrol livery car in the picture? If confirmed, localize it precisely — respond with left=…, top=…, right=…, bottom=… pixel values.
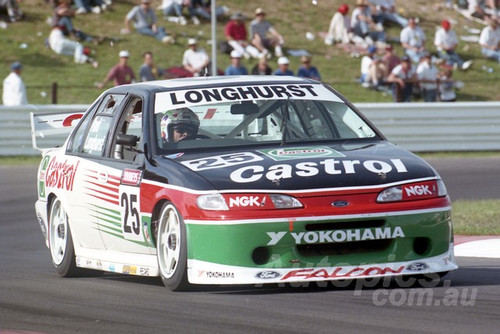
left=32, top=76, right=457, bottom=290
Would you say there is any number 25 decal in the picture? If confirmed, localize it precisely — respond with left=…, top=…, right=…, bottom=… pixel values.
left=121, top=193, right=140, bottom=236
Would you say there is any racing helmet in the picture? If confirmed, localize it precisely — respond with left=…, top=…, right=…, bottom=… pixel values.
left=160, top=108, right=200, bottom=142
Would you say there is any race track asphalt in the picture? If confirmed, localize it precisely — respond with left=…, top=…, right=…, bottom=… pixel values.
left=0, top=159, right=499, bottom=334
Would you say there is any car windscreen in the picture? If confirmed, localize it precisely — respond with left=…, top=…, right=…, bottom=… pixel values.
left=153, top=84, right=378, bottom=152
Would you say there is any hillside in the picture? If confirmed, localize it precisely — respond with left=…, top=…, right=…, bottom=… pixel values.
left=1, top=0, right=499, bottom=104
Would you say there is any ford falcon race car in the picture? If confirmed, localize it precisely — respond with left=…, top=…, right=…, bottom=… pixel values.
left=32, top=76, right=457, bottom=290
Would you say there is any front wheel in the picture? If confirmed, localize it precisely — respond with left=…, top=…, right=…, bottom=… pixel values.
left=48, top=197, right=80, bottom=277
left=156, top=202, right=189, bottom=291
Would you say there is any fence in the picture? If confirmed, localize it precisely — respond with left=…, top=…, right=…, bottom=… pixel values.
left=1, top=102, right=500, bottom=156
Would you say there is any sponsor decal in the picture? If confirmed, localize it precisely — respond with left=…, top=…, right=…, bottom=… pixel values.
left=168, top=84, right=321, bottom=107
left=266, top=227, right=405, bottom=246
left=123, top=265, right=137, bottom=275
left=198, top=270, right=235, bottom=279
left=139, top=267, right=150, bottom=276
left=259, top=146, right=345, bottom=161
left=255, top=271, right=281, bottom=279
left=121, top=169, right=142, bottom=186
left=406, top=262, right=429, bottom=271
left=230, top=158, right=408, bottom=183
left=281, top=265, right=405, bottom=281
left=45, top=157, right=79, bottom=191
left=62, top=113, right=83, bottom=127
left=402, top=181, right=437, bottom=200
left=223, top=194, right=272, bottom=210
left=182, top=152, right=263, bottom=171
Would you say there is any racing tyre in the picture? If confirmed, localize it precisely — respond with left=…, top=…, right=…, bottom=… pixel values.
left=48, top=197, right=80, bottom=277
left=157, top=202, right=189, bottom=291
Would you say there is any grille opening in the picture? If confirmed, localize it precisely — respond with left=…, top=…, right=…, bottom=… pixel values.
left=297, top=239, right=393, bottom=257
left=413, top=237, right=431, bottom=255
left=305, top=219, right=386, bottom=231
left=252, top=247, right=270, bottom=265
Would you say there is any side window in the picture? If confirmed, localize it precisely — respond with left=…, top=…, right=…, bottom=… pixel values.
left=113, top=97, right=143, bottom=161
left=80, top=94, right=125, bottom=157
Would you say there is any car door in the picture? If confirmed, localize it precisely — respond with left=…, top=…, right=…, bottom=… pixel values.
left=63, top=93, right=126, bottom=250
left=94, top=95, right=155, bottom=255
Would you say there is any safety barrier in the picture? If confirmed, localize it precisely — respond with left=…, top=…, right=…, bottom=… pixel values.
left=1, top=102, right=499, bottom=156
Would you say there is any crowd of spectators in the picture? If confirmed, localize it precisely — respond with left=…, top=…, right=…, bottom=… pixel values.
left=3, top=0, right=500, bottom=106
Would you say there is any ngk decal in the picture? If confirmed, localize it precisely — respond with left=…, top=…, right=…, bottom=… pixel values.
left=224, top=194, right=271, bottom=209
left=266, top=226, right=405, bottom=246
left=402, top=181, right=437, bottom=200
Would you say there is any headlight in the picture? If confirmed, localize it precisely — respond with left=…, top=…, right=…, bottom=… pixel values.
left=269, top=194, right=303, bottom=209
left=377, top=180, right=446, bottom=203
left=197, top=194, right=229, bottom=211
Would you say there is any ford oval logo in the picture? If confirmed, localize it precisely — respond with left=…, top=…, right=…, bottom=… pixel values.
left=255, top=271, right=281, bottom=279
left=332, top=200, right=349, bottom=207
left=406, top=262, right=429, bottom=271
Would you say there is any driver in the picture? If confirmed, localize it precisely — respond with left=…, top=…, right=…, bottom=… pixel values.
left=160, top=108, right=200, bottom=143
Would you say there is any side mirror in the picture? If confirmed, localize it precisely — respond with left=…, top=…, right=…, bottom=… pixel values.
left=116, top=133, right=139, bottom=147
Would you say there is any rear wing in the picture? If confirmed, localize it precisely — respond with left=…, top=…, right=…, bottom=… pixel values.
left=30, top=111, right=85, bottom=152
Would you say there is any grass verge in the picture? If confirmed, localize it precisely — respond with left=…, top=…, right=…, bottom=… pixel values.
left=452, top=200, right=500, bottom=235
left=0, top=156, right=41, bottom=165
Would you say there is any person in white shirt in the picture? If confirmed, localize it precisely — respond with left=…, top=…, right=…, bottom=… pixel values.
left=351, top=0, right=385, bottom=45
left=400, top=17, right=426, bottom=63
left=434, top=19, right=472, bottom=70
left=387, top=55, right=416, bottom=102
left=2, top=62, right=28, bottom=106
left=479, top=17, right=500, bottom=63
left=182, top=38, right=210, bottom=76
left=360, top=45, right=376, bottom=85
left=416, top=53, right=438, bottom=102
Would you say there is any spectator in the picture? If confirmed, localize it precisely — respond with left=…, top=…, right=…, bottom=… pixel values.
left=351, top=0, right=385, bottom=47
left=0, top=0, right=23, bottom=22
left=161, top=0, right=187, bottom=25
left=2, top=61, right=28, bottom=106
left=467, top=0, right=499, bottom=20
left=387, top=55, right=416, bottom=102
left=48, top=26, right=97, bottom=66
left=274, top=56, right=294, bottom=76
left=123, top=0, right=174, bottom=44
left=400, top=17, right=426, bottom=63
left=438, top=68, right=458, bottom=102
left=74, top=0, right=107, bottom=15
left=97, top=50, right=136, bottom=88
left=369, top=0, right=407, bottom=27
left=382, top=44, right=400, bottom=74
left=435, top=19, right=473, bottom=70
left=416, top=52, right=439, bottom=102
left=182, top=38, right=210, bottom=76
left=224, top=50, right=248, bottom=76
left=189, top=0, right=227, bottom=24
left=139, top=51, right=164, bottom=81
left=225, top=12, right=262, bottom=59
left=251, top=56, right=272, bottom=75
left=297, top=55, right=321, bottom=80
left=52, top=0, right=93, bottom=42
left=324, top=4, right=352, bottom=45
left=479, top=17, right=500, bottom=63
left=250, top=7, right=285, bottom=58
left=360, top=45, right=377, bottom=85
left=367, top=56, right=388, bottom=89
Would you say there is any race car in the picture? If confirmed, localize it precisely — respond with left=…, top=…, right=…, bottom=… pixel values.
left=32, top=76, right=457, bottom=290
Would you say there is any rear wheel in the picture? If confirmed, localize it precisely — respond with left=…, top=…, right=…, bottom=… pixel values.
left=156, top=202, right=189, bottom=291
left=48, top=197, right=80, bottom=277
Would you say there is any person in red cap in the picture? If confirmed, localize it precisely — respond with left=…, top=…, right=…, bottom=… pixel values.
left=434, top=19, right=473, bottom=70
left=324, top=4, right=352, bottom=45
